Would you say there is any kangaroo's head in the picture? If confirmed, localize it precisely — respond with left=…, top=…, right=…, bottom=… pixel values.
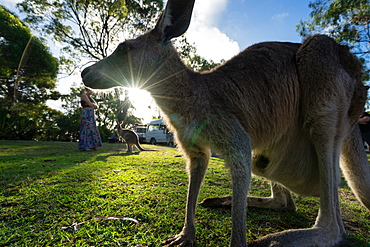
left=81, top=0, right=195, bottom=90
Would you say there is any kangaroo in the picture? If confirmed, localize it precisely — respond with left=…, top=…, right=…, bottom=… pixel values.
left=116, top=124, right=146, bottom=152
left=81, top=0, right=370, bottom=246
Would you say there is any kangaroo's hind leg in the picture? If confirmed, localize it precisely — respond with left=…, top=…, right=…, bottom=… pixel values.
left=126, top=143, right=132, bottom=153
left=250, top=35, right=353, bottom=246
left=250, top=115, right=347, bottom=246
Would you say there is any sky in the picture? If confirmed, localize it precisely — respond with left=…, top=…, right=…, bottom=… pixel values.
left=2, top=0, right=313, bottom=123
left=186, top=0, right=312, bottom=62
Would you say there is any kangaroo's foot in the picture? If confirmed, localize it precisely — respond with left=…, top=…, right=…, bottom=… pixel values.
left=248, top=227, right=345, bottom=247
left=200, top=182, right=296, bottom=211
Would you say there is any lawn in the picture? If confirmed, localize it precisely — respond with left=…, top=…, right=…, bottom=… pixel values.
left=0, top=140, right=369, bottom=246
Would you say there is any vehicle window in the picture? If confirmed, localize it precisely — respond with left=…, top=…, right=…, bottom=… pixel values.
left=159, top=124, right=166, bottom=130
left=136, top=128, right=146, bottom=133
left=148, top=124, right=159, bottom=131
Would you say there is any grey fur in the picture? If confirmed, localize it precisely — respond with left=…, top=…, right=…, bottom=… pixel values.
left=81, top=0, right=370, bottom=246
left=116, top=125, right=146, bottom=152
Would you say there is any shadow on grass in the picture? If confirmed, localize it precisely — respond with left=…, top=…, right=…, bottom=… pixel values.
left=1, top=141, right=369, bottom=246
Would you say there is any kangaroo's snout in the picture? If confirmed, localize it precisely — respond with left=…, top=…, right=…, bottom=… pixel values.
left=81, top=66, right=96, bottom=88
left=81, top=66, right=90, bottom=80
left=81, top=62, right=118, bottom=90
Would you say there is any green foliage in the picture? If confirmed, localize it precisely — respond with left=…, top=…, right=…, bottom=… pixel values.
left=5, top=1, right=218, bottom=142
left=13, top=0, right=168, bottom=140
left=53, top=112, right=81, bottom=141
left=297, top=0, right=370, bottom=81
left=0, top=6, right=60, bottom=140
left=0, top=6, right=58, bottom=79
left=0, top=6, right=29, bottom=74
left=0, top=141, right=369, bottom=246
left=17, top=0, right=217, bottom=73
left=175, top=37, right=221, bottom=72
left=13, top=1, right=217, bottom=141
left=17, top=0, right=163, bottom=64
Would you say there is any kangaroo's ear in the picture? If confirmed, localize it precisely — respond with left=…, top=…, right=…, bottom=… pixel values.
left=154, top=0, right=195, bottom=43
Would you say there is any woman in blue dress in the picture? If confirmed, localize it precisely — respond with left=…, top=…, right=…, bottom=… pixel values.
left=78, top=88, right=102, bottom=151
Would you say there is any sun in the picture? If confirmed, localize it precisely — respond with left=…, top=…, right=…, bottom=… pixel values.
left=124, top=87, right=157, bottom=123
left=127, top=88, right=147, bottom=101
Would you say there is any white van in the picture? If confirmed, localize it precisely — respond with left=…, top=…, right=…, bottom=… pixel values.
left=146, top=119, right=167, bottom=145
left=133, top=124, right=147, bottom=143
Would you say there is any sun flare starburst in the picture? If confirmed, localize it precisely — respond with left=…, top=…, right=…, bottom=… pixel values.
left=126, top=87, right=156, bottom=123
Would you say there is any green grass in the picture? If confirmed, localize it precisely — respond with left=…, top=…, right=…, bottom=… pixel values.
left=0, top=140, right=369, bottom=246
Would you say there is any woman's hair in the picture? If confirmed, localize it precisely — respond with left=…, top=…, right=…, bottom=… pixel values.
left=84, top=87, right=95, bottom=95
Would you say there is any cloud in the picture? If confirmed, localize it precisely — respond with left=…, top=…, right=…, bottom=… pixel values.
left=185, top=0, right=240, bottom=63
left=272, top=12, right=289, bottom=22
left=2, top=1, right=18, bottom=16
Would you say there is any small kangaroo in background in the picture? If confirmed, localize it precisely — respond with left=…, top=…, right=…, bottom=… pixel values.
left=116, top=124, right=146, bottom=152
left=82, top=0, right=370, bottom=246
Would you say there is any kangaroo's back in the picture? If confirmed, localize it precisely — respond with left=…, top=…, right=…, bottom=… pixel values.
left=205, top=42, right=302, bottom=144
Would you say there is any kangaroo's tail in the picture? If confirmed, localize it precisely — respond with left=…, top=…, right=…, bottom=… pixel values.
left=136, top=142, right=146, bottom=151
left=341, top=124, right=370, bottom=210
left=135, top=141, right=156, bottom=151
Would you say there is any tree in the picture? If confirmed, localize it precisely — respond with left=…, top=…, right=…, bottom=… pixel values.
left=175, top=36, right=220, bottom=72
left=16, top=0, right=164, bottom=133
left=17, top=0, right=218, bottom=73
left=17, top=0, right=163, bottom=67
left=0, top=6, right=60, bottom=140
left=16, top=0, right=218, bottom=135
left=297, top=0, right=370, bottom=80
